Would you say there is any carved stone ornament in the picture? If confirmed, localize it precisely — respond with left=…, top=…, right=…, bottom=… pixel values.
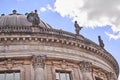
left=4, top=58, right=14, bottom=70
left=79, top=61, right=92, bottom=72
left=32, top=55, right=46, bottom=69
left=93, top=68, right=106, bottom=79
left=107, top=72, right=116, bottom=80
left=60, top=60, right=67, bottom=69
left=27, top=10, right=40, bottom=26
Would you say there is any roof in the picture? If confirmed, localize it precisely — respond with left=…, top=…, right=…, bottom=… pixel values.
left=0, top=11, right=52, bottom=33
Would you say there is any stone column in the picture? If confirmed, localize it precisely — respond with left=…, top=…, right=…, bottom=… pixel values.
left=32, top=55, right=46, bottom=80
left=79, top=61, right=93, bottom=80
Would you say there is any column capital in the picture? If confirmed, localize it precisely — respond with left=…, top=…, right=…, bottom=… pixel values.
left=32, top=55, right=46, bottom=69
left=79, top=61, right=92, bottom=72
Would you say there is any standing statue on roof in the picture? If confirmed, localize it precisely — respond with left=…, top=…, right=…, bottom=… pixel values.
left=74, top=21, right=83, bottom=35
left=98, top=36, right=104, bottom=48
left=27, top=10, right=40, bottom=26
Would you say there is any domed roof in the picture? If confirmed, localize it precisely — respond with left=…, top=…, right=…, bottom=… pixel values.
left=0, top=14, right=32, bottom=26
left=0, top=12, right=52, bottom=29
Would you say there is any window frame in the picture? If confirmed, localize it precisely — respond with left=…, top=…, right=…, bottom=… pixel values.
left=55, top=70, right=71, bottom=80
left=0, top=70, right=20, bottom=80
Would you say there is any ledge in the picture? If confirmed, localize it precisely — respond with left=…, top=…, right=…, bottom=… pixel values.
left=0, top=28, right=119, bottom=76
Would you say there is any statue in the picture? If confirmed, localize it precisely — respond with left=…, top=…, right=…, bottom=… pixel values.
left=74, top=21, right=83, bottom=35
left=98, top=36, right=104, bottom=48
left=27, top=10, right=40, bottom=26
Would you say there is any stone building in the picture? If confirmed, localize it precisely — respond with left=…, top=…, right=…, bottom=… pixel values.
left=0, top=10, right=119, bottom=80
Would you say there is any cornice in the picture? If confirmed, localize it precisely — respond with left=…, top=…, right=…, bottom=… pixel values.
left=0, top=28, right=119, bottom=76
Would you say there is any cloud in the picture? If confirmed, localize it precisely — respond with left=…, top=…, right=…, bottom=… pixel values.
left=105, top=32, right=120, bottom=40
left=47, top=4, right=54, bottom=12
left=40, top=7, right=47, bottom=12
left=52, top=0, right=120, bottom=39
left=39, top=4, right=54, bottom=13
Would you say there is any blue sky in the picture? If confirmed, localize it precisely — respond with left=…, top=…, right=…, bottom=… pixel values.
left=0, top=0, right=120, bottom=79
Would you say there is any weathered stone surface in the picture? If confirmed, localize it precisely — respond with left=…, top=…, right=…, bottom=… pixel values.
left=0, top=11, right=119, bottom=80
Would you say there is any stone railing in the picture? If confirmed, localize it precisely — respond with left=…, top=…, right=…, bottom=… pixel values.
left=39, top=28, right=76, bottom=39
left=0, top=26, right=32, bottom=33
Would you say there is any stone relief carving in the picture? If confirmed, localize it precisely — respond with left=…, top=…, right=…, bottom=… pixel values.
left=93, top=68, right=107, bottom=80
left=4, top=58, right=14, bottom=70
left=0, top=58, right=24, bottom=70
left=60, top=60, right=67, bottom=69
left=79, top=61, right=92, bottom=72
left=32, top=55, right=46, bottom=69
left=107, top=72, right=116, bottom=80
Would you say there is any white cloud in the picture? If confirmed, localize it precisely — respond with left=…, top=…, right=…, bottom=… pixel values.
left=39, top=4, right=54, bottom=13
left=105, top=32, right=120, bottom=40
left=47, top=4, right=54, bottom=11
left=51, top=0, right=120, bottom=39
left=40, top=7, right=47, bottom=12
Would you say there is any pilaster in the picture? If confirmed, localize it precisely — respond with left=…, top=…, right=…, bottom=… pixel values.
left=79, top=61, right=93, bottom=80
left=32, top=55, right=46, bottom=80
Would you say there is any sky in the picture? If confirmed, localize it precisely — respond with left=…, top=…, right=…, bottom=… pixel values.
left=0, top=0, right=120, bottom=79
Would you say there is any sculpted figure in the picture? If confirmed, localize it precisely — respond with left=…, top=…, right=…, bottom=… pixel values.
left=27, top=10, right=40, bottom=26
left=74, top=21, right=83, bottom=35
left=98, top=36, right=104, bottom=48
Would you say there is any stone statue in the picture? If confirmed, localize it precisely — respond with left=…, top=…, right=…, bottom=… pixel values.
left=27, top=10, right=40, bottom=26
left=74, top=21, right=83, bottom=35
left=98, top=36, right=104, bottom=48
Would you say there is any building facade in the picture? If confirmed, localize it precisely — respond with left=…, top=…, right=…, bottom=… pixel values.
left=0, top=10, right=119, bottom=80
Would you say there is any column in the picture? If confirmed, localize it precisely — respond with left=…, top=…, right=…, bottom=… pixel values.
left=79, top=61, right=93, bottom=80
left=32, top=55, right=46, bottom=80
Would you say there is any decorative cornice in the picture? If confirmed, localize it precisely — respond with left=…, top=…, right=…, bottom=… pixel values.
left=0, top=28, right=119, bottom=76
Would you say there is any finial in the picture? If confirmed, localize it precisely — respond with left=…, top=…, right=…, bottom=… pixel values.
left=12, top=10, right=17, bottom=14
left=1, top=14, right=5, bottom=16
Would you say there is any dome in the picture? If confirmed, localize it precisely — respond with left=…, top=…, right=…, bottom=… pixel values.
left=0, top=14, right=32, bottom=26
left=0, top=12, right=52, bottom=33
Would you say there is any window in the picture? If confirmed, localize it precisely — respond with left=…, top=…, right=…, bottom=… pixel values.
left=0, top=70, right=20, bottom=80
left=95, top=77, right=103, bottom=80
left=56, top=71, right=71, bottom=80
